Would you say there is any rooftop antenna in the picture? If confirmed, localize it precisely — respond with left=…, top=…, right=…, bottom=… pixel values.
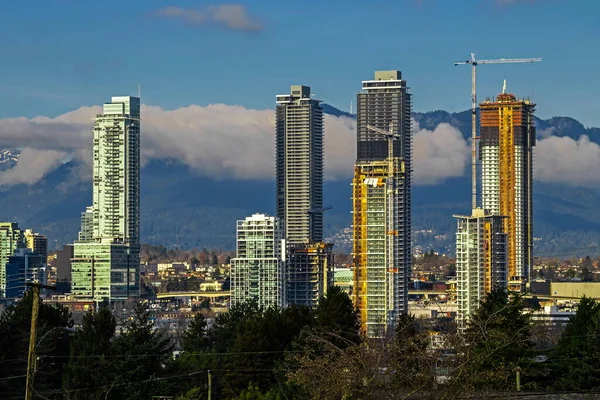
left=350, top=100, right=353, bottom=115
left=502, top=79, right=507, bottom=94
left=138, top=83, right=141, bottom=99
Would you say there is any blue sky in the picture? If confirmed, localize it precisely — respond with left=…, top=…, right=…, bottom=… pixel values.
left=1, top=0, right=598, bottom=126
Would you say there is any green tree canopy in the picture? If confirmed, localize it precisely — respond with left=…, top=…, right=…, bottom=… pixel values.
left=314, top=285, right=360, bottom=347
left=63, top=305, right=117, bottom=400
left=457, top=289, right=534, bottom=390
left=0, top=289, right=72, bottom=397
left=548, top=297, right=600, bottom=390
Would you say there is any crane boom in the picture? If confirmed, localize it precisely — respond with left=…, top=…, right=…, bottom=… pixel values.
left=454, top=53, right=542, bottom=210
left=477, top=57, right=542, bottom=65
left=366, top=123, right=395, bottom=138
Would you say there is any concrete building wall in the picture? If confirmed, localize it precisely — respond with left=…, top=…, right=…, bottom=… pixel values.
left=55, top=246, right=74, bottom=281
left=550, top=282, right=600, bottom=299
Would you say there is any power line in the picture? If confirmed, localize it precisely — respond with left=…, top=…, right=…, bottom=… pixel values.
left=0, top=357, right=27, bottom=364
left=32, top=368, right=278, bottom=398
left=0, top=374, right=26, bottom=381
left=42, top=349, right=307, bottom=360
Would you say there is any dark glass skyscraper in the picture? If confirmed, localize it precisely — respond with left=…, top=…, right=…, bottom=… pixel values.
left=275, top=85, right=324, bottom=244
left=275, top=85, right=332, bottom=308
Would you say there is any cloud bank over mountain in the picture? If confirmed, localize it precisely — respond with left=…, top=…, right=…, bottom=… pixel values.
left=0, top=103, right=597, bottom=187
left=535, top=135, right=600, bottom=186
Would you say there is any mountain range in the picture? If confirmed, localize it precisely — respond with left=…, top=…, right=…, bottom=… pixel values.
left=1, top=104, right=600, bottom=257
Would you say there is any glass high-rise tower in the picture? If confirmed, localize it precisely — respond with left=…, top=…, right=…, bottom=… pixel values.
left=275, top=85, right=323, bottom=244
left=92, top=96, right=140, bottom=249
left=231, top=213, right=285, bottom=309
left=72, top=96, right=141, bottom=302
left=454, top=209, right=508, bottom=326
left=0, top=223, right=25, bottom=298
left=275, top=85, right=333, bottom=307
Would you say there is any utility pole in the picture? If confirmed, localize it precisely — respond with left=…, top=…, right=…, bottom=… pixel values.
left=25, top=282, right=56, bottom=400
left=207, top=369, right=212, bottom=400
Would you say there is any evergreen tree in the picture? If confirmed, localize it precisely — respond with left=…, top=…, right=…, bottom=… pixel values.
left=238, top=382, right=284, bottom=400
left=548, top=297, right=600, bottom=390
left=457, top=289, right=534, bottom=390
left=63, top=306, right=117, bottom=399
left=109, top=302, right=174, bottom=400
left=314, top=286, right=360, bottom=347
left=0, top=289, right=72, bottom=397
left=182, top=313, right=209, bottom=353
left=203, top=301, right=312, bottom=399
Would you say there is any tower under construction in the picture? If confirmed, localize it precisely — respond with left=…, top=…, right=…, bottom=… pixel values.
left=352, top=71, right=412, bottom=338
left=480, top=86, right=535, bottom=284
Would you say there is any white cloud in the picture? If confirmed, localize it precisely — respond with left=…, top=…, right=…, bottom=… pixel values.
left=7, top=102, right=600, bottom=189
left=153, top=5, right=263, bottom=32
left=413, top=121, right=470, bottom=184
left=0, top=103, right=473, bottom=186
left=0, top=148, right=68, bottom=185
left=535, top=135, right=600, bottom=186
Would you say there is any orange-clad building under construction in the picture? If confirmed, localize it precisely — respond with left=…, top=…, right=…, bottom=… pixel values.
left=479, top=86, right=535, bottom=284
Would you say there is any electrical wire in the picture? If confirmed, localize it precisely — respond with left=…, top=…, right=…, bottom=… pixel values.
left=42, top=349, right=306, bottom=360
left=0, top=374, right=26, bottom=381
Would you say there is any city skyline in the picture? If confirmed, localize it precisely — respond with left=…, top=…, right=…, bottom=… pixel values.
left=1, top=2, right=600, bottom=397
left=0, top=4, right=598, bottom=261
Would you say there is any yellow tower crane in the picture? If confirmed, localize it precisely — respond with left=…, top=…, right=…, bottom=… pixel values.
left=366, top=123, right=400, bottom=275
left=366, top=122, right=398, bottom=185
left=454, top=53, right=542, bottom=210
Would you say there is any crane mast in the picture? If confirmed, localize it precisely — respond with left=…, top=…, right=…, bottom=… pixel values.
left=454, top=53, right=542, bottom=210
left=365, top=122, right=400, bottom=265
left=366, top=122, right=401, bottom=321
